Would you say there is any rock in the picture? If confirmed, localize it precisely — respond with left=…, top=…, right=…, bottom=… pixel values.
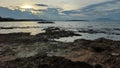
left=111, top=52, right=119, bottom=56
left=37, top=21, right=54, bottom=24
left=92, top=47, right=105, bottom=53
left=94, top=64, right=102, bottom=68
left=2, top=55, right=94, bottom=68
left=36, top=27, right=81, bottom=39
left=0, top=29, right=120, bottom=68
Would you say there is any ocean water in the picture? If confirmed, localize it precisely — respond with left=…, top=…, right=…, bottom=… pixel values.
left=0, top=21, right=120, bottom=41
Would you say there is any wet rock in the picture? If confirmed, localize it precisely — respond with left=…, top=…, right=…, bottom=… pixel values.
left=78, top=28, right=120, bottom=35
left=79, top=29, right=99, bottom=34
left=36, top=27, right=81, bottom=39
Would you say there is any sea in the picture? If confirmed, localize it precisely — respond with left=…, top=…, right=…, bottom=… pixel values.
left=0, top=21, right=120, bottom=42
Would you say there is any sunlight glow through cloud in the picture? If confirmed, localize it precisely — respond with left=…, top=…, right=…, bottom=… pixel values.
left=0, top=0, right=119, bottom=20
left=21, top=5, right=33, bottom=9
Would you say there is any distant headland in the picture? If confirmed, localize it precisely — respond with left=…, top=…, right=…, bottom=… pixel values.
left=0, top=16, right=44, bottom=21
left=0, top=16, right=89, bottom=22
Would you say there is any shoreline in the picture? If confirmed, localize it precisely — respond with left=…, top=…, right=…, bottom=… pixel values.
left=0, top=27, right=120, bottom=68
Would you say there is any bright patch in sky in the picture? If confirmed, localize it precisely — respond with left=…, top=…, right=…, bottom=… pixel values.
left=21, top=5, right=33, bottom=9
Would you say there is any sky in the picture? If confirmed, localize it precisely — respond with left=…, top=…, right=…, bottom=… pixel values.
left=0, top=0, right=120, bottom=20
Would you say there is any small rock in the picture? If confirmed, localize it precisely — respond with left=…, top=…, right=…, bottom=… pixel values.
left=111, top=52, right=119, bottom=56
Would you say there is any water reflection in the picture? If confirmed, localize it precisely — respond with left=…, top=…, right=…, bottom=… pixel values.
left=0, top=21, right=120, bottom=40
left=54, top=33, right=120, bottom=42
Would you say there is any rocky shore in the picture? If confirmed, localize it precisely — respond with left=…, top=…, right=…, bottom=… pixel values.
left=78, top=28, right=120, bottom=35
left=0, top=27, right=120, bottom=68
left=0, top=54, right=95, bottom=68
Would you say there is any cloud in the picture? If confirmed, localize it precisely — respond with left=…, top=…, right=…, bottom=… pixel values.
left=0, top=0, right=120, bottom=20
left=35, top=4, right=48, bottom=7
left=0, top=7, right=71, bottom=20
left=0, top=7, right=40, bottom=19
left=61, top=0, right=120, bottom=20
left=80, top=0, right=120, bottom=12
left=0, top=0, right=111, bottom=11
left=37, top=8, right=71, bottom=20
left=80, top=0, right=120, bottom=20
